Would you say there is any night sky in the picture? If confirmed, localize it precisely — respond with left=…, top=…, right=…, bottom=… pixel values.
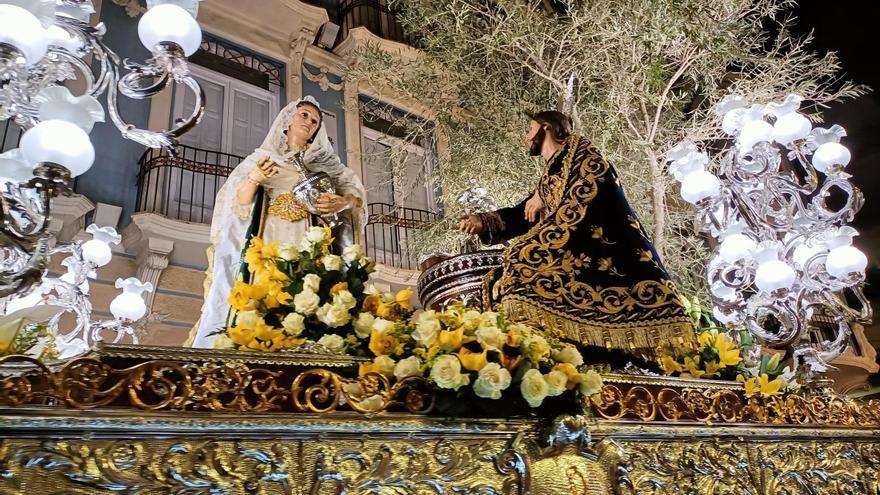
left=793, top=2, right=880, bottom=261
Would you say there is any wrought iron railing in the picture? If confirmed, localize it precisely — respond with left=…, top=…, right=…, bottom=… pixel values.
left=338, top=0, right=409, bottom=45
left=136, top=146, right=437, bottom=270
left=364, top=202, right=438, bottom=271
left=136, top=145, right=241, bottom=224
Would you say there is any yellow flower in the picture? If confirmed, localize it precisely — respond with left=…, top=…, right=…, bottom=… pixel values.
left=458, top=347, right=488, bottom=371
left=330, top=282, right=349, bottom=296
left=715, top=333, right=741, bottom=367
left=438, top=328, right=465, bottom=351
left=661, top=355, right=682, bottom=375
left=395, top=288, right=414, bottom=310
left=368, top=329, right=399, bottom=356
left=703, top=360, right=721, bottom=377
left=228, top=325, right=255, bottom=347
left=697, top=329, right=715, bottom=348
left=244, top=320, right=286, bottom=352
left=376, top=302, right=396, bottom=320
left=553, top=362, right=580, bottom=389
left=359, top=361, right=382, bottom=377
left=363, top=294, right=381, bottom=314
left=681, top=355, right=705, bottom=379
left=745, top=374, right=783, bottom=397
left=228, top=281, right=257, bottom=311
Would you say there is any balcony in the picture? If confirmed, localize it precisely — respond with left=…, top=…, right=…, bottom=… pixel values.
left=337, top=0, right=409, bottom=45
left=135, top=146, right=436, bottom=271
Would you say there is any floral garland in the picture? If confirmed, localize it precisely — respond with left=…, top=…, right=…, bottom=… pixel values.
left=218, top=230, right=603, bottom=414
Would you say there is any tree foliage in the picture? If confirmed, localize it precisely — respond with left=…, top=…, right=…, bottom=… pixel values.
left=346, top=0, right=864, bottom=296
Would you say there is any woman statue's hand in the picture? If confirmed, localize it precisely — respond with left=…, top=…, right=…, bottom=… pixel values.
left=316, top=193, right=353, bottom=215
left=250, top=156, right=278, bottom=183
left=524, top=191, right=544, bottom=222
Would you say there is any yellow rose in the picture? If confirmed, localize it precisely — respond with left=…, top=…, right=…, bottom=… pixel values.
left=438, top=328, right=465, bottom=351
left=395, top=288, right=414, bottom=310
left=553, top=363, right=580, bottom=388
left=369, top=329, right=399, bottom=356
left=359, top=361, right=382, bottom=377
left=363, top=294, right=381, bottom=314
left=330, top=282, right=349, bottom=296
left=457, top=347, right=488, bottom=372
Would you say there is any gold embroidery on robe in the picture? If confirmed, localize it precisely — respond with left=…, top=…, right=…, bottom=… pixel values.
left=267, top=192, right=309, bottom=222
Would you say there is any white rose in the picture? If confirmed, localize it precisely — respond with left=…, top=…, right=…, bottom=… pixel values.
left=316, top=302, right=352, bottom=328
left=413, top=310, right=441, bottom=346
left=333, top=289, right=357, bottom=310
left=281, top=312, right=305, bottom=336
left=480, top=311, right=501, bottom=327
left=365, top=284, right=382, bottom=296
left=306, top=226, right=327, bottom=244
left=354, top=312, right=375, bottom=339
left=342, top=244, right=364, bottom=264
left=545, top=370, right=568, bottom=397
left=522, top=334, right=551, bottom=362
left=520, top=369, right=550, bottom=408
left=293, top=290, right=320, bottom=315
left=475, top=326, right=505, bottom=350
left=358, top=394, right=386, bottom=412
left=278, top=243, right=300, bottom=261
left=317, top=333, right=346, bottom=353
left=552, top=346, right=584, bottom=367
left=212, top=333, right=235, bottom=350
left=323, top=255, right=344, bottom=271
left=302, top=274, right=321, bottom=293
left=371, top=317, right=395, bottom=334
left=235, top=310, right=260, bottom=329
left=472, top=362, right=511, bottom=400
left=430, top=354, right=470, bottom=390
left=374, top=355, right=396, bottom=377
left=360, top=257, right=376, bottom=271
left=578, top=370, right=603, bottom=396
left=393, top=355, right=422, bottom=380
left=462, top=310, right=482, bottom=327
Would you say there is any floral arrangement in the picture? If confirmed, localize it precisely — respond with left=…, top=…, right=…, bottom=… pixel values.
left=661, top=297, right=801, bottom=397
left=352, top=302, right=603, bottom=415
left=218, top=226, right=377, bottom=353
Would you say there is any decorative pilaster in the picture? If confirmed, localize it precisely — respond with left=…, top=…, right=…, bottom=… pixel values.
left=287, top=27, right=315, bottom=103
left=135, top=237, right=174, bottom=308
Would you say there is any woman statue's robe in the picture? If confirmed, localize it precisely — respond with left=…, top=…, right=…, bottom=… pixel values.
left=187, top=97, right=366, bottom=348
left=479, top=135, right=695, bottom=356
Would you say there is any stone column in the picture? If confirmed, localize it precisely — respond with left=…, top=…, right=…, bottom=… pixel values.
left=135, top=237, right=174, bottom=309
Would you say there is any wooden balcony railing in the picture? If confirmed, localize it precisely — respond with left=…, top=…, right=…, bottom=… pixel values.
left=136, top=146, right=437, bottom=270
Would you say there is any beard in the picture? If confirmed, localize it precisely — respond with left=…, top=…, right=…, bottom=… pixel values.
left=528, top=127, right=545, bottom=157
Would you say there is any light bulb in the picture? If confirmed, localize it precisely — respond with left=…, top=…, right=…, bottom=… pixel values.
left=20, top=120, right=95, bottom=177
left=826, top=245, right=868, bottom=280
left=82, top=239, right=112, bottom=266
left=0, top=4, right=49, bottom=66
left=110, top=277, right=153, bottom=321
left=110, top=293, right=147, bottom=321
left=138, top=3, right=202, bottom=56
left=755, top=260, right=796, bottom=294
left=719, top=233, right=756, bottom=263
left=680, top=170, right=721, bottom=204
left=772, top=112, right=811, bottom=145
left=738, top=119, right=774, bottom=151
left=812, top=142, right=851, bottom=173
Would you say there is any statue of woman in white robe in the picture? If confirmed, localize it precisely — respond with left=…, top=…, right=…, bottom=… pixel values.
left=188, top=96, right=367, bottom=348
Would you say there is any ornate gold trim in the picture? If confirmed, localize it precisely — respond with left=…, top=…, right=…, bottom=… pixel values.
left=91, top=343, right=367, bottom=367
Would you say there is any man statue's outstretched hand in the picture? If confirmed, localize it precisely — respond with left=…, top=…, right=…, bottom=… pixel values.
left=524, top=192, right=544, bottom=222
left=456, top=214, right=483, bottom=235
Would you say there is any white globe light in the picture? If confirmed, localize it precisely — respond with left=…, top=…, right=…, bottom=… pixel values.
left=738, top=119, right=774, bottom=151
left=20, top=120, right=95, bottom=177
left=719, top=234, right=757, bottom=263
left=812, top=142, right=851, bottom=173
left=772, top=112, right=811, bottom=145
left=754, top=260, right=796, bottom=294
left=0, top=4, right=49, bottom=66
left=825, top=245, right=868, bottom=280
left=110, top=293, right=147, bottom=321
left=138, top=4, right=202, bottom=56
left=82, top=239, right=112, bottom=266
left=680, top=170, right=721, bottom=204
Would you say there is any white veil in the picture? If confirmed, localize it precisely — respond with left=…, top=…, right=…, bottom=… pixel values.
left=188, top=96, right=367, bottom=348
